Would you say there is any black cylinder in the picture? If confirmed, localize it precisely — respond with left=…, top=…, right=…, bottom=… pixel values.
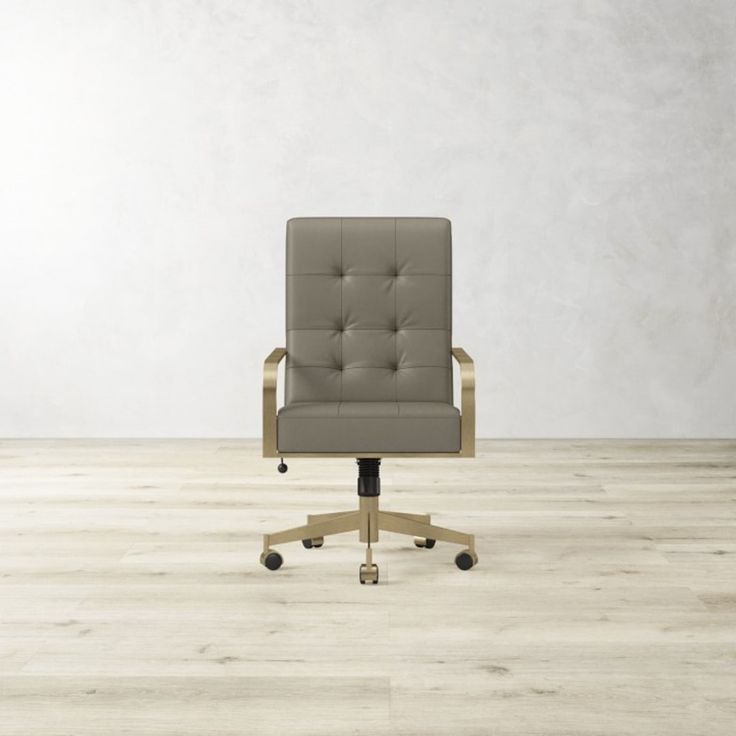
left=357, top=458, right=381, bottom=496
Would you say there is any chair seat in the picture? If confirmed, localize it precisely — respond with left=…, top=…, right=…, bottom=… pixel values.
left=277, top=402, right=460, bottom=454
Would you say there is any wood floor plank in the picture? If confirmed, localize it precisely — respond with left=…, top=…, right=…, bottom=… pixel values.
left=1, top=439, right=735, bottom=735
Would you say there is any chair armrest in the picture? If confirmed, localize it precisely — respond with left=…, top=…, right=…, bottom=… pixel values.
left=452, top=347, right=475, bottom=457
left=263, top=348, right=286, bottom=457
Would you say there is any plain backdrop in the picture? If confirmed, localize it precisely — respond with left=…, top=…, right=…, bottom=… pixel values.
left=1, top=0, right=735, bottom=438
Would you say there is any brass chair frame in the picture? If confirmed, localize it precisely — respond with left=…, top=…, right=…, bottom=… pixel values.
left=260, top=347, right=477, bottom=582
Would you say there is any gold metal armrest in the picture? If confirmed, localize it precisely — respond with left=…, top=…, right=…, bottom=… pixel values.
left=263, top=348, right=286, bottom=457
left=452, top=347, right=475, bottom=457
left=263, top=347, right=472, bottom=459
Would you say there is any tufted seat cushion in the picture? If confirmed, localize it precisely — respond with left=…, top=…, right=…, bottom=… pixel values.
left=278, top=402, right=460, bottom=453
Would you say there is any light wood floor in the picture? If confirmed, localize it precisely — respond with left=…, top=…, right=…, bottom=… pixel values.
left=0, top=440, right=734, bottom=735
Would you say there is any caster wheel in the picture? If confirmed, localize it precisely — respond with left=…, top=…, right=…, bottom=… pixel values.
left=455, top=549, right=478, bottom=571
left=302, top=537, right=324, bottom=549
left=414, top=537, right=436, bottom=549
left=260, top=550, right=283, bottom=571
left=359, top=563, right=379, bottom=585
left=277, top=462, right=288, bottom=474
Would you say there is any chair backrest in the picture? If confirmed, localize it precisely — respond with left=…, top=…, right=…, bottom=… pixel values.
left=285, top=217, right=452, bottom=405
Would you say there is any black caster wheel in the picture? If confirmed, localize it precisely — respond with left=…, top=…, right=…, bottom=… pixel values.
left=302, top=537, right=324, bottom=549
left=455, top=549, right=478, bottom=571
left=414, top=537, right=436, bottom=549
left=277, top=462, right=288, bottom=474
left=260, top=549, right=283, bottom=570
left=359, top=563, right=379, bottom=584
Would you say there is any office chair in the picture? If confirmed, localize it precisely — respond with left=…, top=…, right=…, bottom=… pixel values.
left=261, top=217, right=476, bottom=583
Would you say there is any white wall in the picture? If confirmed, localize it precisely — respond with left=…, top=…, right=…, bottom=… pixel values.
left=1, top=0, right=735, bottom=438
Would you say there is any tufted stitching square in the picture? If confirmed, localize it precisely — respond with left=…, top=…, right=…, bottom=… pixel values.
left=396, top=275, right=450, bottom=329
left=287, top=329, right=341, bottom=368
left=342, top=275, right=396, bottom=330
left=396, top=218, right=451, bottom=275
left=287, top=218, right=342, bottom=274
left=397, top=329, right=450, bottom=367
left=342, top=218, right=395, bottom=274
left=342, top=367, right=397, bottom=402
left=342, top=329, right=396, bottom=369
left=285, top=366, right=342, bottom=404
left=397, top=367, right=451, bottom=402
left=287, top=275, right=341, bottom=330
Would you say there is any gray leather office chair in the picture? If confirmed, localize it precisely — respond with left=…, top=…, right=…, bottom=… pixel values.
left=261, top=217, right=477, bottom=583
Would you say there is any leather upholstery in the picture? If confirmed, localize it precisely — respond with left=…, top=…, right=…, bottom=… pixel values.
left=279, top=217, right=458, bottom=453
left=278, top=401, right=460, bottom=454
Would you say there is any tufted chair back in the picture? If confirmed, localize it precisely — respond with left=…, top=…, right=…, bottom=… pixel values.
left=285, top=217, right=452, bottom=406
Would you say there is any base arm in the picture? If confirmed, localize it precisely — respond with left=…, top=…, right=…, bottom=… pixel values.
left=264, top=511, right=360, bottom=551
left=377, top=511, right=475, bottom=551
